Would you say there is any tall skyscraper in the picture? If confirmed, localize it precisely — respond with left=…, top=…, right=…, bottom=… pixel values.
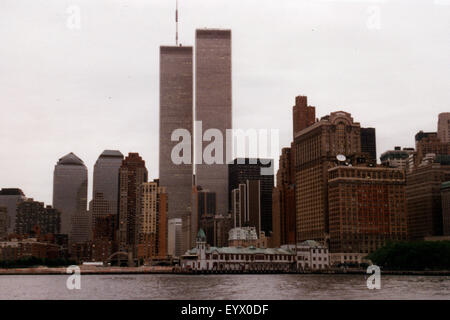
left=272, top=147, right=296, bottom=247
left=53, top=153, right=88, bottom=237
left=0, top=188, right=27, bottom=234
left=91, top=150, right=123, bottom=239
left=438, top=112, right=450, bottom=143
left=294, top=111, right=362, bottom=243
left=92, top=150, right=124, bottom=217
left=195, top=29, right=232, bottom=216
left=159, top=46, right=193, bottom=220
left=228, top=158, right=274, bottom=235
left=137, top=180, right=168, bottom=261
left=118, top=153, right=148, bottom=253
left=273, top=96, right=316, bottom=247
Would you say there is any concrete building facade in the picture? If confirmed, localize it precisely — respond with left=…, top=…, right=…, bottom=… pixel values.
left=91, top=150, right=123, bottom=229
left=159, top=46, right=193, bottom=220
left=195, top=29, right=232, bottom=217
left=52, top=153, right=88, bottom=239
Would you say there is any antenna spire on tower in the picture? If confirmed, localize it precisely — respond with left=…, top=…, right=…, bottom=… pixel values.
left=175, top=0, right=179, bottom=46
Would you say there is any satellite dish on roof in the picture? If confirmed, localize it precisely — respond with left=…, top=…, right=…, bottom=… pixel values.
left=336, top=154, right=346, bottom=162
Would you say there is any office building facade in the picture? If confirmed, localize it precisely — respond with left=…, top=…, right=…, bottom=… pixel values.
left=159, top=46, right=193, bottom=220
left=228, top=158, right=274, bottom=235
left=137, top=180, right=168, bottom=260
left=328, top=166, right=407, bottom=265
left=52, top=153, right=88, bottom=238
left=118, top=153, right=148, bottom=253
left=294, top=111, right=362, bottom=244
left=195, top=29, right=232, bottom=216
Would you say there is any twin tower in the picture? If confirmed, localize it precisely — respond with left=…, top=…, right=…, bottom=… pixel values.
left=159, top=29, right=232, bottom=220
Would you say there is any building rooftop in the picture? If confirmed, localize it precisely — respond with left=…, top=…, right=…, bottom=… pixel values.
left=0, top=188, right=25, bottom=196
left=57, top=152, right=85, bottom=166
left=99, top=150, right=124, bottom=158
left=185, top=246, right=294, bottom=256
left=298, top=240, right=324, bottom=248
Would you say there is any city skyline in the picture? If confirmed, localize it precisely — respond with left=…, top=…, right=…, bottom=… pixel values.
left=1, top=0, right=450, bottom=206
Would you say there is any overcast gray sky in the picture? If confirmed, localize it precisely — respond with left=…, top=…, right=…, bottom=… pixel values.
left=0, top=0, right=449, bottom=205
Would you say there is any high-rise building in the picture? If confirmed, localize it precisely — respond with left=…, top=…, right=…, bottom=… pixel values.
left=406, top=161, right=450, bottom=240
left=380, top=147, right=415, bottom=170
left=53, top=153, right=88, bottom=238
left=168, top=218, right=182, bottom=257
left=118, top=153, right=148, bottom=253
left=272, top=148, right=296, bottom=247
left=360, top=127, right=377, bottom=163
left=438, top=112, right=450, bottom=143
left=0, top=188, right=27, bottom=234
left=328, top=165, right=407, bottom=265
left=230, top=180, right=261, bottom=234
left=228, top=158, right=274, bottom=235
left=92, top=150, right=123, bottom=216
left=273, top=96, right=316, bottom=247
left=294, top=111, right=362, bottom=243
left=442, top=181, right=450, bottom=236
left=137, top=180, right=168, bottom=261
left=15, top=199, right=61, bottom=235
left=159, top=46, right=193, bottom=220
left=195, top=29, right=232, bottom=216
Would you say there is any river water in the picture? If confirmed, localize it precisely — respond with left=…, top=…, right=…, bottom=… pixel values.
left=0, top=274, right=449, bottom=300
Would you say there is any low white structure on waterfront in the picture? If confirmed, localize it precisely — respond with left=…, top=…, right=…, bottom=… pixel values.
left=281, top=240, right=330, bottom=270
left=181, top=229, right=296, bottom=272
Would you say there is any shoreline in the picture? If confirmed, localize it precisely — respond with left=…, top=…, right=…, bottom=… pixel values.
left=0, top=267, right=449, bottom=276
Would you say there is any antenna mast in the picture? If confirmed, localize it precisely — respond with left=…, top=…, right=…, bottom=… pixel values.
left=175, top=0, right=179, bottom=46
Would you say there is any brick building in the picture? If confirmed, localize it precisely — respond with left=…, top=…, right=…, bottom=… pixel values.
left=328, top=165, right=407, bottom=265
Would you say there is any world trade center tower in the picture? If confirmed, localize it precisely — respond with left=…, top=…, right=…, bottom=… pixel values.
left=159, top=46, right=194, bottom=219
left=195, top=29, right=232, bottom=215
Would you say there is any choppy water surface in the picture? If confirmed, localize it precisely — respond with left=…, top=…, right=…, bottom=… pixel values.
left=0, top=274, right=449, bottom=300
